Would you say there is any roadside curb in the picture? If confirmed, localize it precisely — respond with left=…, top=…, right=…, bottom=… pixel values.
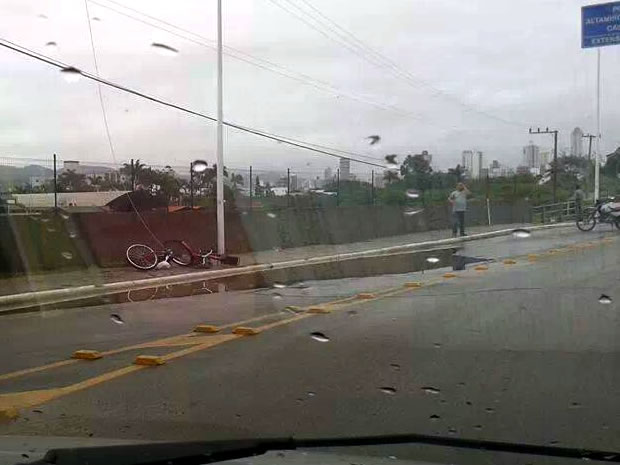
left=0, top=222, right=572, bottom=314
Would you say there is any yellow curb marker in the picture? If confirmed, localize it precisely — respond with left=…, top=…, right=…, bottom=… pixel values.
left=193, top=325, right=220, bottom=334
left=503, top=259, right=517, bottom=265
left=307, top=307, right=331, bottom=314
left=443, top=273, right=457, bottom=278
left=474, top=265, right=488, bottom=271
left=72, top=350, right=103, bottom=360
left=232, top=326, right=261, bottom=336
left=134, top=355, right=165, bottom=366
left=357, top=293, right=376, bottom=299
left=404, top=282, right=423, bottom=288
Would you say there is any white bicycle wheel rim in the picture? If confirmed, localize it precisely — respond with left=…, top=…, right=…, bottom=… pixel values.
left=126, top=244, right=157, bottom=270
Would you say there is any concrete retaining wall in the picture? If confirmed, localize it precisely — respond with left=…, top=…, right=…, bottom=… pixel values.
left=0, top=201, right=531, bottom=272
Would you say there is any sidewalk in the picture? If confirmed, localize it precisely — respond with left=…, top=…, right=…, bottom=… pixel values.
left=0, top=223, right=527, bottom=297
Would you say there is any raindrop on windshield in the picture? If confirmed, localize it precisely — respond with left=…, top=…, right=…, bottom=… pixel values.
left=192, top=160, right=208, bottom=173
left=151, top=42, right=179, bottom=57
left=422, top=386, right=441, bottom=395
left=110, top=314, right=124, bottom=325
left=569, top=402, right=582, bottom=409
left=46, top=225, right=56, bottom=233
left=485, top=407, right=495, bottom=414
left=426, top=257, right=440, bottom=264
left=448, top=427, right=457, bottom=435
left=37, top=13, right=48, bottom=19
left=91, top=16, right=101, bottom=21
left=406, top=189, right=420, bottom=199
left=474, top=424, right=483, bottom=430
left=267, top=212, right=277, bottom=219
left=45, top=41, right=58, bottom=52
left=310, top=332, right=329, bottom=342
left=404, top=207, right=423, bottom=216
left=61, top=251, right=73, bottom=260
left=273, top=282, right=286, bottom=289
left=347, top=310, right=358, bottom=316
left=390, top=363, right=401, bottom=371
left=388, top=456, right=397, bottom=460
left=60, top=67, right=82, bottom=83
left=429, top=414, right=440, bottom=421
left=379, top=387, right=396, bottom=395
left=598, top=294, right=612, bottom=305
left=59, top=211, right=70, bottom=220
left=512, top=228, right=531, bottom=239
left=307, top=391, right=316, bottom=397
left=68, top=231, right=78, bottom=239
left=272, top=292, right=283, bottom=300
left=433, top=342, right=442, bottom=348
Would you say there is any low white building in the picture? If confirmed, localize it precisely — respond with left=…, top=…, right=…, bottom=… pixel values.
left=13, top=191, right=130, bottom=209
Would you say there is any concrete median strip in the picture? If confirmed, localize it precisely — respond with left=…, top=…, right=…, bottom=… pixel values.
left=0, top=222, right=573, bottom=314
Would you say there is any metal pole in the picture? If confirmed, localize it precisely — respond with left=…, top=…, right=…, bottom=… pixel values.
left=130, top=158, right=135, bottom=191
left=249, top=165, right=253, bottom=212
left=336, top=168, right=340, bottom=206
left=287, top=168, right=290, bottom=207
left=553, top=131, right=558, bottom=203
left=371, top=170, right=375, bottom=205
left=486, top=173, right=491, bottom=226
left=215, top=0, right=225, bottom=254
left=594, top=48, right=601, bottom=201
left=189, top=162, right=194, bottom=208
left=53, top=153, right=58, bottom=210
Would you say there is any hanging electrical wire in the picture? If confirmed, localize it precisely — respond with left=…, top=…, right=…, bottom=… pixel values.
left=268, top=0, right=530, bottom=129
left=87, top=0, right=443, bottom=128
left=0, top=37, right=387, bottom=169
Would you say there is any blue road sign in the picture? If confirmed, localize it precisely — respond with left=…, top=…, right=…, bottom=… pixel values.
left=582, top=1, right=620, bottom=48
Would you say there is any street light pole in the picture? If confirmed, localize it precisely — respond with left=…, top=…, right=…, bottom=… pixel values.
left=215, top=0, right=225, bottom=255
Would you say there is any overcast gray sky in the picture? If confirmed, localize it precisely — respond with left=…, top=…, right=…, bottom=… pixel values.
left=1, top=0, right=619, bottom=177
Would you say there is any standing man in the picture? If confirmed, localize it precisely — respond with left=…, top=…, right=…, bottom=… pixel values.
left=574, top=184, right=585, bottom=220
left=448, top=182, right=470, bottom=237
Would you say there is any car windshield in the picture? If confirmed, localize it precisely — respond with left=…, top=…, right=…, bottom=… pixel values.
left=0, top=1, right=619, bottom=464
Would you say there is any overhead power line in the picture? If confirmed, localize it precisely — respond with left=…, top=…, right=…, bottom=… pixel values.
left=0, top=38, right=386, bottom=169
left=87, top=0, right=438, bottom=127
left=268, top=0, right=529, bottom=129
left=83, top=0, right=117, bottom=163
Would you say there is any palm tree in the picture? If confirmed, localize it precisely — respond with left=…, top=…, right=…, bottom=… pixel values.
left=230, top=173, right=244, bottom=190
left=120, top=159, right=147, bottom=190
left=58, top=170, right=90, bottom=192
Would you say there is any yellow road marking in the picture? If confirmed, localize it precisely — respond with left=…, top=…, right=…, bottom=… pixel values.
left=0, top=236, right=612, bottom=413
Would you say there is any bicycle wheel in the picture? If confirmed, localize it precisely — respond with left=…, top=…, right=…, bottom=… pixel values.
left=126, top=244, right=158, bottom=270
left=163, top=240, right=193, bottom=266
left=576, top=210, right=597, bottom=232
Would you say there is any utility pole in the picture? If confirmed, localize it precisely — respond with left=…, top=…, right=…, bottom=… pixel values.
left=53, top=153, right=58, bottom=211
left=529, top=127, right=559, bottom=203
left=189, top=161, right=194, bottom=208
left=130, top=158, right=135, bottom=191
left=287, top=168, right=290, bottom=207
left=215, top=0, right=225, bottom=255
left=583, top=133, right=596, bottom=161
left=336, top=168, right=340, bottom=206
left=249, top=165, right=252, bottom=212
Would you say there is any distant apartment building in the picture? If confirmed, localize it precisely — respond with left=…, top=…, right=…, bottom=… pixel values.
left=489, top=160, right=513, bottom=178
left=290, top=173, right=298, bottom=191
left=570, top=127, right=584, bottom=157
left=339, top=158, right=351, bottom=181
left=323, top=167, right=333, bottom=182
left=461, top=150, right=484, bottom=179
left=523, top=142, right=543, bottom=169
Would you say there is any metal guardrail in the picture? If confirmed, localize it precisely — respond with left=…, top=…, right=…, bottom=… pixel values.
left=531, top=200, right=590, bottom=224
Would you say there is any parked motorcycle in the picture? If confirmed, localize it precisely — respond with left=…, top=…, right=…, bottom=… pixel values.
left=576, top=197, right=620, bottom=231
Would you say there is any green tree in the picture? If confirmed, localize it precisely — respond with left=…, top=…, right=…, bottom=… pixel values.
left=57, top=169, right=91, bottom=192
left=120, top=159, right=147, bottom=190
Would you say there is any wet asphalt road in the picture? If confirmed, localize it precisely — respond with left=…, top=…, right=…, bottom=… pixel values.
left=0, top=226, right=618, bottom=465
